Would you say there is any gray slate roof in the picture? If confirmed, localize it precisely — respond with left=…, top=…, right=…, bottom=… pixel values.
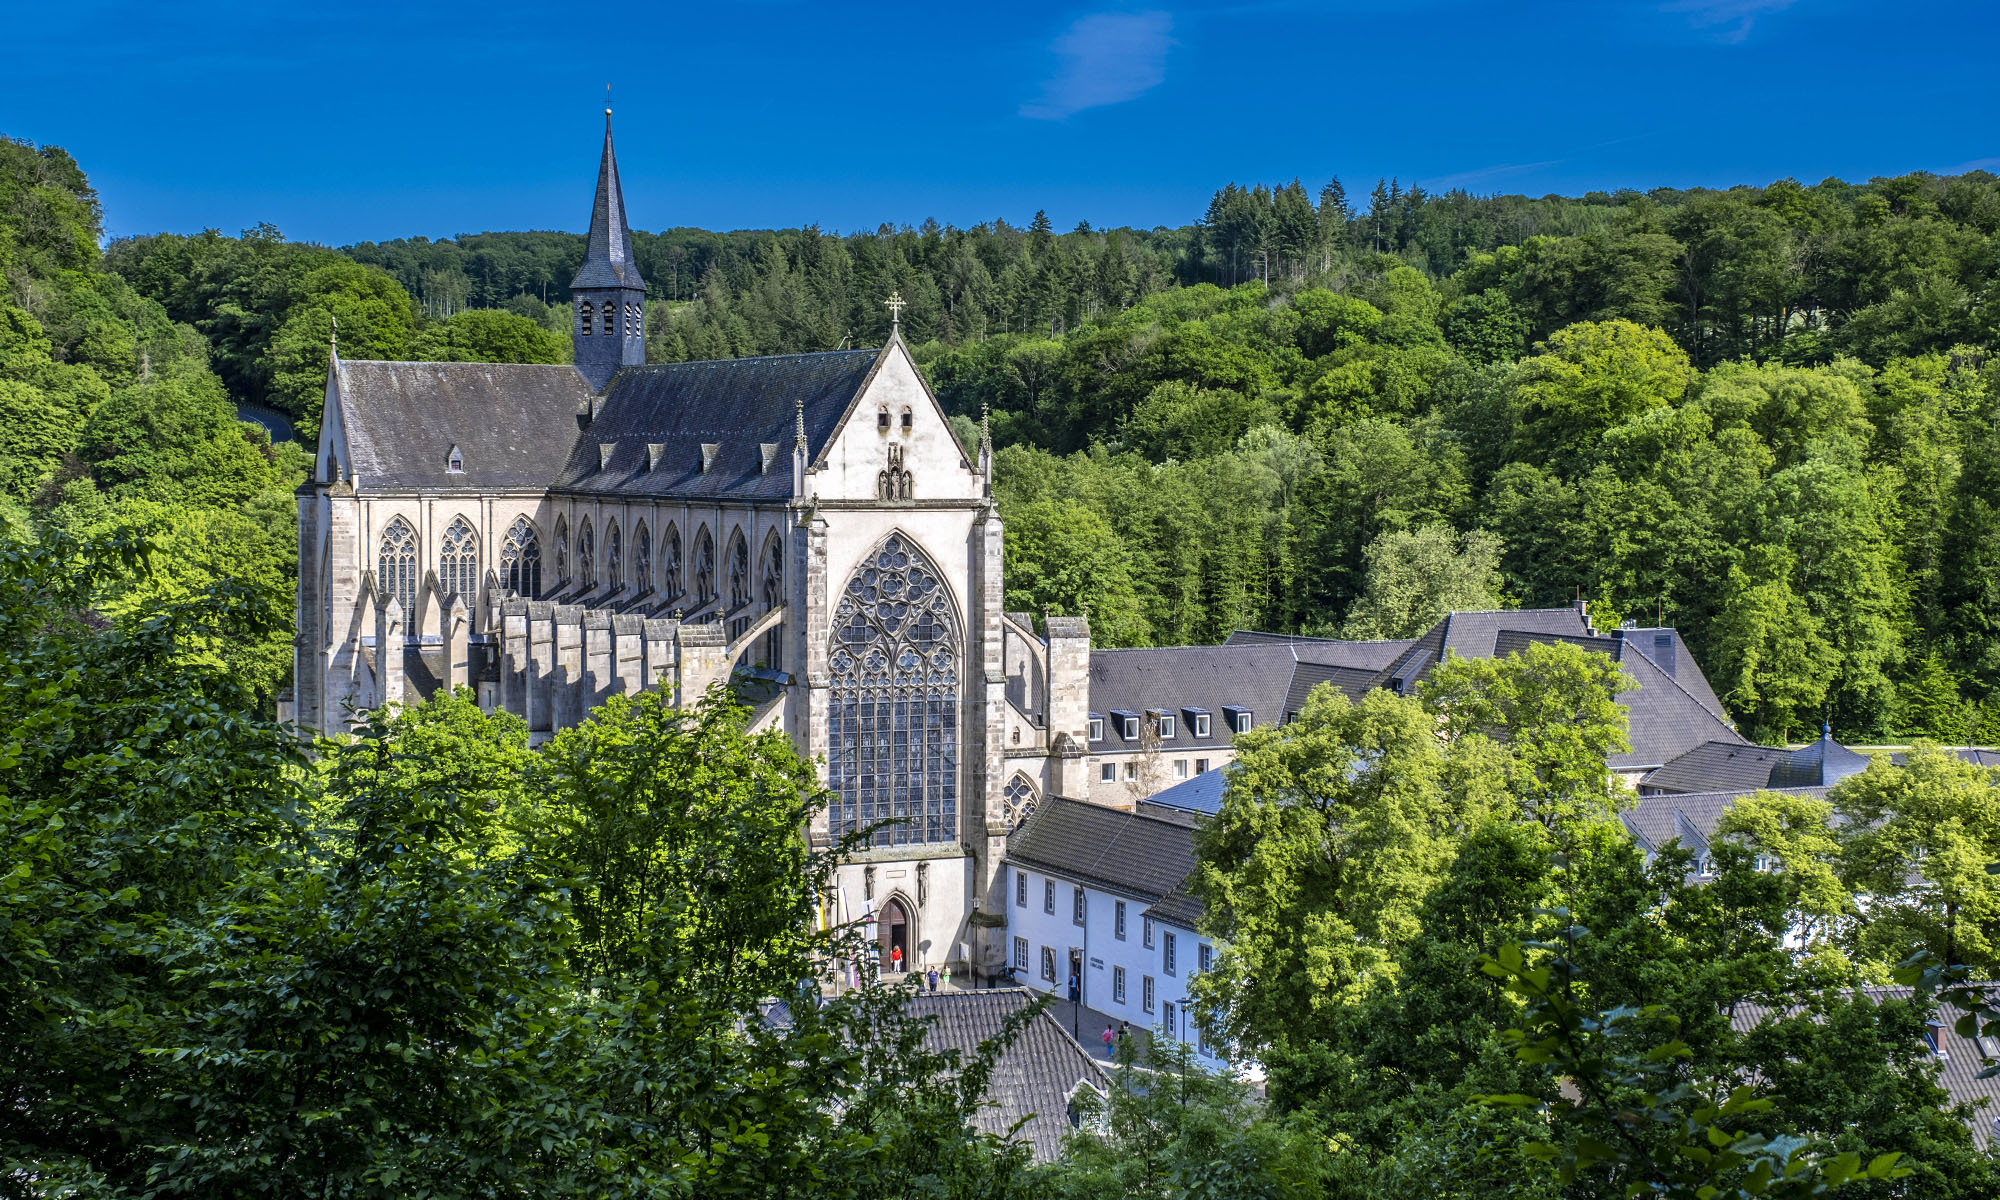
left=552, top=349, right=881, bottom=500
left=1142, top=766, right=1231, bottom=818
left=1006, top=795, right=1195, bottom=903
left=1088, top=644, right=1299, bottom=753
left=570, top=115, right=644, bottom=291
left=902, top=988, right=1107, bottom=1162
left=1224, top=629, right=1416, bottom=671
left=1641, top=740, right=1793, bottom=795
left=1770, top=732, right=1873, bottom=788
left=334, top=360, right=592, bottom=493
left=1621, top=786, right=1833, bottom=856
left=1143, top=880, right=1205, bottom=931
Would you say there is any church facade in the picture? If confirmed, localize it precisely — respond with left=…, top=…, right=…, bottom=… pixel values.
left=289, top=115, right=1093, bottom=981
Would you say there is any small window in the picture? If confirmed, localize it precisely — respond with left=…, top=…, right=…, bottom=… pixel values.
left=578, top=301, right=593, bottom=335
left=1174, top=760, right=1188, bottom=779
left=1115, top=900, right=1127, bottom=940
left=1041, top=946, right=1057, bottom=983
left=1199, top=943, right=1213, bottom=973
left=1044, top=880, right=1055, bottom=914
left=1013, top=936, right=1029, bottom=971
left=1123, top=762, right=1137, bottom=781
left=900, top=407, right=913, bottom=432
left=1142, top=975, right=1155, bottom=1013
left=1924, top=1024, right=1946, bottom=1056
left=1163, top=1002, right=1177, bottom=1039
left=1100, top=763, right=1115, bottom=783
left=445, top=445, right=464, bottom=473
left=1088, top=716, right=1104, bottom=741
left=1235, top=711, right=1253, bottom=733
left=601, top=304, right=614, bottom=335
left=1143, top=917, right=1155, bottom=949
left=1195, top=758, right=1210, bottom=774
left=1016, top=870, right=1027, bottom=908
left=1164, top=931, right=1177, bottom=975
left=1193, top=712, right=1211, bottom=737
left=1121, top=716, right=1140, bottom=740
left=1157, top=713, right=1176, bottom=738
left=1113, top=965, right=1127, bottom=1004
left=878, top=408, right=891, bottom=432
left=1073, top=887, right=1086, bottom=924
left=1196, top=1013, right=1209, bottom=1055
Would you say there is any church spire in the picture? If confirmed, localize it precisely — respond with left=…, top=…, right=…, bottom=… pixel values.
left=570, top=106, right=647, bottom=392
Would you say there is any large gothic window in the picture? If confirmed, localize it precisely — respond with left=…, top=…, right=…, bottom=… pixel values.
left=662, top=524, right=683, bottom=599
left=605, top=521, right=622, bottom=591
left=726, top=531, right=751, bottom=639
left=578, top=518, right=595, bottom=589
left=500, top=517, right=540, bottom=598
left=633, top=522, right=651, bottom=593
left=760, top=532, right=784, bottom=670
left=693, top=527, right=716, bottom=607
left=377, top=516, right=418, bottom=618
left=439, top=517, right=478, bottom=604
left=827, top=533, right=959, bottom=847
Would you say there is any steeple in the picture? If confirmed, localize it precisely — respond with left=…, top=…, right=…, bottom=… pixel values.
left=570, top=107, right=647, bottom=392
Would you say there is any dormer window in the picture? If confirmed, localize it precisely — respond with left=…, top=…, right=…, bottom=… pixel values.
left=445, top=445, right=464, bottom=474
left=1121, top=715, right=1140, bottom=741
left=1223, top=706, right=1253, bottom=734
left=1153, top=711, right=1176, bottom=739
left=878, top=407, right=891, bottom=433
left=1924, top=1022, right=1946, bottom=1057
left=1088, top=714, right=1103, bottom=742
left=1191, top=711, right=1211, bottom=738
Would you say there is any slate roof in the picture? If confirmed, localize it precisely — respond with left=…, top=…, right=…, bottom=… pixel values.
left=1621, top=786, right=1833, bottom=856
left=552, top=349, right=882, bottom=500
left=1224, top=629, right=1416, bottom=671
left=1641, top=741, right=1793, bottom=795
left=901, top=988, right=1108, bottom=1163
left=1730, top=987, right=2000, bottom=1147
left=1143, top=880, right=1205, bottom=931
left=570, top=114, right=644, bottom=291
left=1006, top=795, right=1195, bottom=902
left=1367, top=607, right=1597, bottom=695
left=333, top=359, right=593, bottom=493
left=1088, top=644, right=1300, bottom=753
left=1770, top=731, right=1873, bottom=788
left=1142, top=766, right=1231, bottom=818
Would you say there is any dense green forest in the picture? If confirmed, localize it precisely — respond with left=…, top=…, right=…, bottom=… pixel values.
left=6, top=133, right=2000, bottom=740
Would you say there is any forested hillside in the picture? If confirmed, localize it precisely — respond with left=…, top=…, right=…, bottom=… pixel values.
left=5, top=131, right=1998, bottom=739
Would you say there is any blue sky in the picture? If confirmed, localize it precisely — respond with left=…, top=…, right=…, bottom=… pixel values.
left=5, top=0, right=1995, bottom=246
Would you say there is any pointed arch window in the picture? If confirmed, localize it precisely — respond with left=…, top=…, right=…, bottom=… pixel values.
left=553, top=516, right=568, bottom=583
left=578, top=302, right=593, bottom=336
left=578, top=518, right=595, bottom=589
left=445, top=445, right=464, bottom=474
left=605, top=521, right=622, bottom=591
left=377, top=516, right=419, bottom=617
left=693, top=527, right=716, bottom=607
left=827, top=533, right=960, bottom=847
left=663, top=524, right=683, bottom=600
left=602, top=304, right=614, bottom=335
left=760, top=532, right=784, bottom=670
left=439, top=517, right=478, bottom=603
left=500, top=517, right=541, bottom=598
left=1003, top=774, right=1040, bottom=830
left=633, top=522, right=651, bottom=593
left=726, top=531, right=752, bottom=638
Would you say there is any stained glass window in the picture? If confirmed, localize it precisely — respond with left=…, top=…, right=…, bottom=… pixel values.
left=827, top=533, right=959, bottom=847
left=500, top=517, right=540, bottom=598
left=1003, top=774, right=1038, bottom=829
left=377, top=516, right=418, bottom=618
left=439, top=516, right=477, bottom=603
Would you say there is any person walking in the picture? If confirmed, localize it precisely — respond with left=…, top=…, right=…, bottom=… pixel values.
left=1100, top=1024, right=1116, bottom=1058
left=926, top=967, right=940, bottom=993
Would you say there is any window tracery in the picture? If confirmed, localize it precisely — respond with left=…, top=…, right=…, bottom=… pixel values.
left=663, top=524, right=683, bottom=599
left=553, top=517, right=568, bottom=583
left=439, top=517, right=477, bottom=604
left=377, top=516, right=418, bottom=618
left=760, top=533, right=784, bottom=670
left=633, top=522, right=651, bottom=592
left=577, top=518, right=595, bottom=589
left=500, top=517, right=540, bottom=598
left=605, top=521, right=622, bottom=591
left=827, top=533, right=959, bottom=847
left=726, top=531, right=751, bottom=638
left=693, top=527, right=716, bottom=606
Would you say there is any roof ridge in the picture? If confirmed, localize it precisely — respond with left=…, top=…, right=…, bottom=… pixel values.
left=631, top=346, right=881, bottom=369
left=1619, top=638, right=1741, bottom=736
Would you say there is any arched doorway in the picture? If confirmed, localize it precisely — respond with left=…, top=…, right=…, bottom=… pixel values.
left=877, top=896, right=911, bottom=972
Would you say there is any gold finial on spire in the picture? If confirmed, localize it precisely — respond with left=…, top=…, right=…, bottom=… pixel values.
left=884, top=290, right=906, bottom=332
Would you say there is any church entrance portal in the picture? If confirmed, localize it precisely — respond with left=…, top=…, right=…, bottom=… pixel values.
left=878, top=897, right=910, bottom=972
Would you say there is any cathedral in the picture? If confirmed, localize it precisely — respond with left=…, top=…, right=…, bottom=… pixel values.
left=289, top=113, right=1092, bottom=981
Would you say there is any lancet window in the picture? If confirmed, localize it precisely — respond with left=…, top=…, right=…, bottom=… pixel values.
left=439, top=517, right=478, bottom=604
left=553, top=517, right=568, bottom=583
left=377, top=516, right=419, bottom=618
left=578, top=302, right=592, bottom=336
left=578, top=518, right=595, bottom=589
left=760, top=533, right=784, bottom=671
left=693, top=528, right=716, bottom=607
left=726, top=531, right=752, bottom=639
left=827, top=533, right=960, bottom=847
left=499, top=517, right=540, bottom=598
left=662, top=524, right=683, bottom=599
left=605, top=521, right=622, bottom=591
left=633, top=522, right=651, bottom=592
left=601, top=304, right=614, bottom=335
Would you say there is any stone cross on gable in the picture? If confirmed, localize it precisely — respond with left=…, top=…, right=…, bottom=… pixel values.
left=884, top=291, right=907, bottom=329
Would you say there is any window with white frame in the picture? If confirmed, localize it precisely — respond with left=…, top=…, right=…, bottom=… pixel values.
left=1174, top=760, right=1188, bottom=779
left=1123, top=762, right=1137, bottom=780
left=1234, top=711, right=1253, bottom=733
left=1143, top=917, right=1154, bottom=949
left=1121, top=715, right=1139, bottom=740
left=1164, top=931, right=1177, bottom=975
left=1014, top=936, right=1029, bottom=970
left=1044, top=880, right=1055, bottom=914
left=1142, top=975, right=1155, bottom=1013
left=1100, top=763, right=1115, bottom=782
left=1113, top=965, right=1127, bottom=1004
left=1041, top=946, right=1057, bottom=982
left=1115, top=900, right=1127, bottom=940
left=1195, top=758, right=1210, bottom=773
left=1163, top=1001, right=1177, bottom=1039
left=1088, top=715, right=1103, bottom=741
left=1156, top=712, right=1175, bottom=738
left=1016, top=870, right=1027, bottom=908
left=1192, top=712, right=1211, bottom=737
left=1072, top=886, right=1086, bottom=925
left=1199, top=943, right=1213, bottom=973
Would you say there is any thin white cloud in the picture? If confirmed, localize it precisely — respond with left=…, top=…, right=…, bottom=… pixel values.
left=1934, top=156, right=2000, bottom=175
left=1418, top=160, right=1564, bottom=191
left=1021, top=11, right=1174, bottom=121
left=1663, top=0, right=1798, bottom=44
